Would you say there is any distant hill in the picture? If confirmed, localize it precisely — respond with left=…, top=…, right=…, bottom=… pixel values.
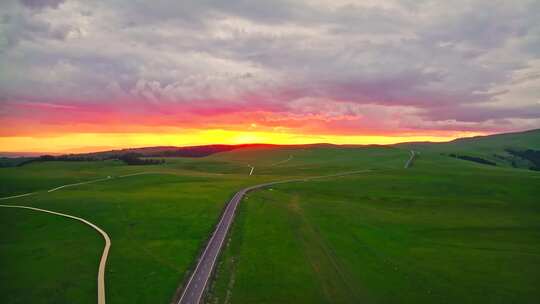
left=3, top=129, right=539, bottom=170
left=67, top=143, right=349, bottom=159
left=4, top=144, right=279, bottom=167
left=397, top=129, right=540, bottom=170
left=75, top=144, right=277, bottom=159
left=0, top=152, right=57, bottom=157
left=0, top=157, right=35, bottom=168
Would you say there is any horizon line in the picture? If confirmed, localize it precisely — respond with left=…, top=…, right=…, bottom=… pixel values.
left=3, top=127, right=538, bottom=157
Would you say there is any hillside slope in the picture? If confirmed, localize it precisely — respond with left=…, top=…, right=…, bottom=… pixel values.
left=397, top=129, right=540, bottom=170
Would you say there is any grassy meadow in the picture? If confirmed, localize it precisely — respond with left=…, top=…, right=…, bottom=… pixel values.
left=398, top=129, right=540, bottom=169
left=0, top=161, right=253, bottom=303
left=1, top=135, right=539, bottom=304
left=0, top=146, right=406, bottom=303
left=207, top=152, right=540, bottom=304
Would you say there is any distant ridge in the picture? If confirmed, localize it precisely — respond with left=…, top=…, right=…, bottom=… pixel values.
left=0, top=152, right=60, bottom=157
left=74, top=144, right=277, bottom=159
left=3, top=128, right=539, bottom=160
left=396, top=128, right=540, bottom=170
left=396, top=128, right=540, bottom=149
left=396, top=128, right=540, bottom=146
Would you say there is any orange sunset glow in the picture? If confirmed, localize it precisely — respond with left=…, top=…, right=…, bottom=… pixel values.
left=0, top=130, right=481, bottom=154
left=1, top=0, right=538, bottom=154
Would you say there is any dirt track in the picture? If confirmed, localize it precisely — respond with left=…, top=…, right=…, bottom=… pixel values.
left=0, top=204, right=110, bottom=304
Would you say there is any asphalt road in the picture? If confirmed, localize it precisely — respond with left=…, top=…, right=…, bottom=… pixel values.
left=176, top=187, right=248, bottom=304
left=176, top=170, right=370, bottom=304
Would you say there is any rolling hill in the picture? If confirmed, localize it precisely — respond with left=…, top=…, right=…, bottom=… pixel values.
left=397, top=129, right=540, bottom=170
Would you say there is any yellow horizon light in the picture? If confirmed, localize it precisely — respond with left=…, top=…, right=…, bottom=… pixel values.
left=0, top=129, right=481, bottom=154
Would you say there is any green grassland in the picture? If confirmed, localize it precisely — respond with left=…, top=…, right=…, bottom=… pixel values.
left=398, top=129, right=540, bottom=169
left=209, top=145, right=408, bottom=176
left=0, top=160, right=144, bottom=197
left=0, top=158, right=268, bottom=303
left=207, top=153, right=540, bottom=304
left=0, top=146, right=408, bottom=303
left=1, top=131, right=539, bottom=304
left=1, top=207, right=103, bottom=303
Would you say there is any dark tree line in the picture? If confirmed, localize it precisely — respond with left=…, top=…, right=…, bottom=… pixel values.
left=117, top=153, right=165, bottom=165
left=448, top=154, right=497, bottom=166
left=506, top=149, right=540, bottom=171
left=16, top=155, right=98, bottom=167
left=16, top=153, right=165, bottom=167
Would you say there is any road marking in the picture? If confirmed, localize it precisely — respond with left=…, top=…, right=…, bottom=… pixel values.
left=0, top=204, right=111, bottom=304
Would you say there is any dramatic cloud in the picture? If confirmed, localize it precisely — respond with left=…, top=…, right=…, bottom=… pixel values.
left=1, top=0, right=539, bottom=147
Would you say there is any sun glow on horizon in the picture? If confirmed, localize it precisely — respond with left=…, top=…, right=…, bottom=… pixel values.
left=0, top=129, right=484, bottom=154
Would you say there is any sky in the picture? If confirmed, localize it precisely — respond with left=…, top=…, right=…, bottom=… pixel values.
left=1, top=0, right=539, bottom=153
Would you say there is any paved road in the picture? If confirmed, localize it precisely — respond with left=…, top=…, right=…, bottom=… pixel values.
left=176, top=170, right=370, bottom=304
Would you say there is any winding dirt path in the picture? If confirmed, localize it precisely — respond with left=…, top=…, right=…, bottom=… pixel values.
left=0, top=204, right=111, bottom=304
left=0, top=193, right=35, bottom=201
left=48, top=176, right=113, bottom=193
left=404, top=150, right=416, bottom=168
left=271, top=154, right=294, bottom=166
left=0, top=171, right=153, bottom=304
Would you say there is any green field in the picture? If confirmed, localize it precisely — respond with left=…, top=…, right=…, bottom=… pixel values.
left=207, top=152, right=540, bottom=303
left=0, top=146, right=405, bottom=303
left=1, top=131, right=540, bottom=304
left=398, top=129, right=540, bottom=169
left=0, top=162, right=255, bottom=303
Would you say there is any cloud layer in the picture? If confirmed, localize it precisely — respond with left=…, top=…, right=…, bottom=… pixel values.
left=1, top=0, right=539, bottom=139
